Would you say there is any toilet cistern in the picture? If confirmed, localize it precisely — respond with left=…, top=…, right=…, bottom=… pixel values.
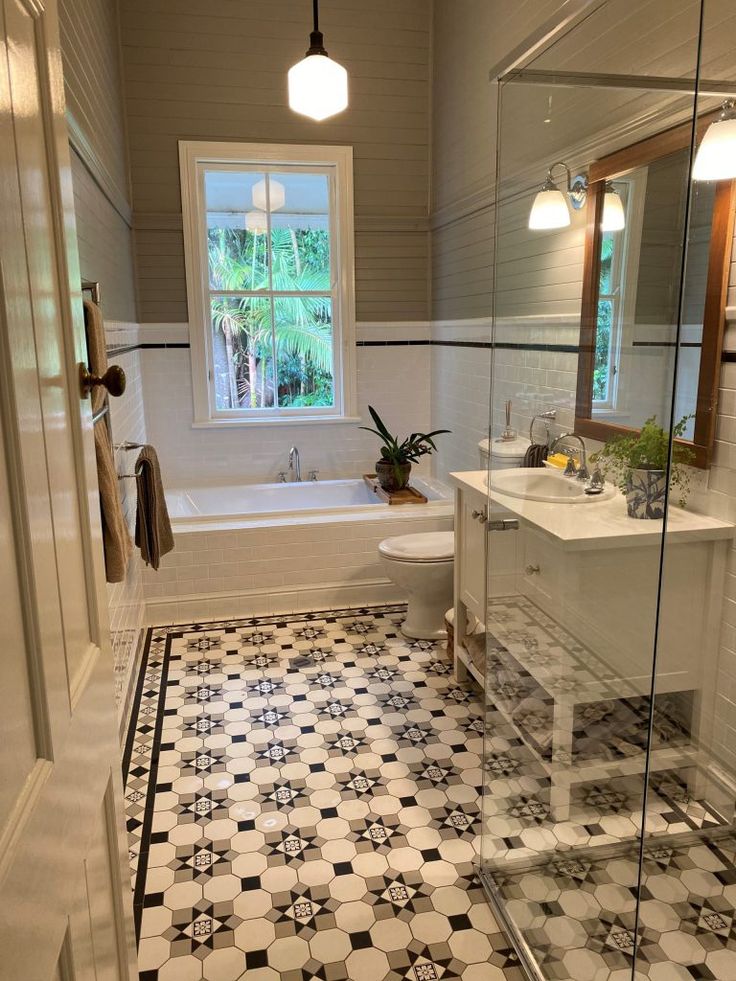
left=288, top=446, right=301, bottom=482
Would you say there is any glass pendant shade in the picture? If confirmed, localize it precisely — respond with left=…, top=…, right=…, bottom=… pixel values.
left=252, top=178, right=285, bottom=212
left=601, top=185, right=626, bottom=231
left=288, top=53, right=348, bottom=121
left=692, top=111, right=736, bottom=181
left=529, top=186, right=570, bottom=229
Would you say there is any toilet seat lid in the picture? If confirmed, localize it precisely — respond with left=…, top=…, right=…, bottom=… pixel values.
left=379, top=531, right=454, bottom=562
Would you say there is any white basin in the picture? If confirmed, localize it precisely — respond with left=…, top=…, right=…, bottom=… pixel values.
left=489, top=467, right=615, bottom=504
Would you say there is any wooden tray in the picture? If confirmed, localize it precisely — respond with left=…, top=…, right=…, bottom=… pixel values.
left=363, top=474, right=428, bottom=505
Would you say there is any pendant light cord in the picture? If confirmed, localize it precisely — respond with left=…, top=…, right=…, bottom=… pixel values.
left=306, top=0, right=327, bottom=56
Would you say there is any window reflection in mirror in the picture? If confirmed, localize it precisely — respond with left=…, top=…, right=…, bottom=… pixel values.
left=591, top=149, right=717, bottom=442
left=577, top=120, right=735, bottom=467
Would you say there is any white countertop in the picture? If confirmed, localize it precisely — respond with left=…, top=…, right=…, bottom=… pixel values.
left=450, top=470, right=734, bottom=551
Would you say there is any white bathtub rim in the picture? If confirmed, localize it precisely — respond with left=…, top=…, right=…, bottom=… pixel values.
left=170, top=499, right=453, bottom=534
left=167, top=475, right=452, bottom=528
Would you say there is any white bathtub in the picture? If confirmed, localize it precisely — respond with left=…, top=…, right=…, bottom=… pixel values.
left=166, top=476, right=451, bottom=524
left=146, top=475, right=454, bottom=624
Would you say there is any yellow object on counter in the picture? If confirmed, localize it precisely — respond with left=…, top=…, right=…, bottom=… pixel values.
left=546, top=453, right=571, bottom=470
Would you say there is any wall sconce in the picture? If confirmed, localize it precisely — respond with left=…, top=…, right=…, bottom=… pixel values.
left=529, top=162, right=588, bottom=230
left=601, top=182, right=625, bottom=231
left=692, top=99, right=736, bottom=181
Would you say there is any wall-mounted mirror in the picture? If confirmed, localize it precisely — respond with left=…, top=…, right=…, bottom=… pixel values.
left=575, top=115, right=736, bottom=466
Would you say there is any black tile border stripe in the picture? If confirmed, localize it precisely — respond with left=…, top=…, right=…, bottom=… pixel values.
left=122, top=626, right=154, bottom=785
left=632, top=340, right=702, bottom=349
left=130, top=630, right=173, bottom=942
left=108, top=338, right=735, bottom=360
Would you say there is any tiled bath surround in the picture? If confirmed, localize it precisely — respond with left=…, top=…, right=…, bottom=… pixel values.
left=143, top=511, right=452, bottom=626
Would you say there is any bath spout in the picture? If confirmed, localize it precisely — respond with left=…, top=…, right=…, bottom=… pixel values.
left=288, top=446, right=301, bottom=482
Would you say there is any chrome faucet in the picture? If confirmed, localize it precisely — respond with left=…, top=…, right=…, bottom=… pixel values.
left=288, top=446, right=301, bottom=482
left=550, top=432, right=589, bottom=481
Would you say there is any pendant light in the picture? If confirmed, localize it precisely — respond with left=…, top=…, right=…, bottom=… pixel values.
left=601, top=182, right=626, bottom=231
left=288, top=0, right=348, bottom=122
left=529, top=162, right=587, bottom=230
left=692, top=99, right=736, bottom=181
left=252, top=178, right=285, bottom=212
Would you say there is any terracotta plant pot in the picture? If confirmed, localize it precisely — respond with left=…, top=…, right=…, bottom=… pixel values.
left=625, top=468, right=666, bottom=519
left=375, top=460, right=411, bottom=492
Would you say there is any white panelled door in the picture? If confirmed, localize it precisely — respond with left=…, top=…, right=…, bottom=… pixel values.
left=0, top=0, right=136, bottom=978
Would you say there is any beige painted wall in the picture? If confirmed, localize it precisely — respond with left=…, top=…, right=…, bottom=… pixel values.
left=118, top=0, right=431, bottom=324
left=59, top=0, right=137, bottom=323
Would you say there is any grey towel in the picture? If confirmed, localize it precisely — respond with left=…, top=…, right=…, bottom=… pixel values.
left=84, top=299, right=133, bottom=583
left=134, top=445, right=174, bottom=570
left=523, top=442, right=548, bottom=468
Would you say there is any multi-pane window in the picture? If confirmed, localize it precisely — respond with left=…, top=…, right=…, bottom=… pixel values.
left=180, top=143, right=356, bottom=425
left=594, top=180, right=631, bottom=410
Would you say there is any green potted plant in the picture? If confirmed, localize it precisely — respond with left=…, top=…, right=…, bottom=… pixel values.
left=591, top=415, right=694, bottom=519
left=361, top=405, right=450, bottom=492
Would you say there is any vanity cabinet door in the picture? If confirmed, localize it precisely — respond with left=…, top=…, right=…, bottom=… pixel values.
left=458, top=487, right=487, bottom=622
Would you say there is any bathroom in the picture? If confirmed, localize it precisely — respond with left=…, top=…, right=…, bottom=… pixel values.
left=2, top=0, right=736, bottom=978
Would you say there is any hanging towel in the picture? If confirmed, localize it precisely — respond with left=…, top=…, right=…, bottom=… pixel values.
left=134, top=444, right=174, bottom=570
left=523, top=441, right=548, bottom=468
left=84, top=299, right=133, bottom=583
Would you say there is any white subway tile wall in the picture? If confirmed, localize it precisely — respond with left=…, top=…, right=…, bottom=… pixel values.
left=139, top=326, right=432, bottom=488
left=105, top=322, right=147, bottom=724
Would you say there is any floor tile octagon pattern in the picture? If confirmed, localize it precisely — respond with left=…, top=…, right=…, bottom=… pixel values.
left=123, top=605, right=523, bottom=981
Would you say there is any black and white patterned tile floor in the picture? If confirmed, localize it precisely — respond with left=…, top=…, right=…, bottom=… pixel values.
left=123, top=602, right=736, bottom=981
left=123, top=605, right=523, bottom=981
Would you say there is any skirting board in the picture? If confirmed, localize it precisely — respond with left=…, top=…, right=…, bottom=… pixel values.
left=144, top=576, right=405, bottom=627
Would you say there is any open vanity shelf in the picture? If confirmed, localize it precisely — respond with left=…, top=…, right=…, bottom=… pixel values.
left=451, top=470, right=734, bottom=823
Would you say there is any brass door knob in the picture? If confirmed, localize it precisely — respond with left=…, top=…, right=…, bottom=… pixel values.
left=79, top=362, right=126, bottom=399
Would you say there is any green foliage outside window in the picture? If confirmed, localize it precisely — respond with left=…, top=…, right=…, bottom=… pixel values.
left=593, top=234, right=615, bottom=402
left=208, top=225, right=334, bottom=410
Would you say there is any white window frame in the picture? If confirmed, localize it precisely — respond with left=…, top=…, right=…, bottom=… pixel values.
left=179, top=141, right=357, bottom=426
left=593, top=172, right=647, bottom=416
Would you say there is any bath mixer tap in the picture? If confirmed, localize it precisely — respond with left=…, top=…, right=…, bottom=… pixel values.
left=550, top=433, right=589, bottom=480
left=288, top=446, right=301, bottom=482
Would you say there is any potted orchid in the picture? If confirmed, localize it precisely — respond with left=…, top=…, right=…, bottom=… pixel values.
left=361, top=405, right=450, bottom=492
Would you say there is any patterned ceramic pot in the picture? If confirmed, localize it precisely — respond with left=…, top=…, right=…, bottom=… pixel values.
left=375, top=460, right=411, bottom=492
left=625, top=468, right=666, bottom=519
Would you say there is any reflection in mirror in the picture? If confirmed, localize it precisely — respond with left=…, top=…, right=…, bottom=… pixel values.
left=576, top=119, right=736, bottom=466
left=592, top=149, right=715, bottom=441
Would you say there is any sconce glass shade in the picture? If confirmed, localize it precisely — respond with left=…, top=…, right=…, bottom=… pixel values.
left=245, top=210, right=268, bottom=233
left=252, top=178, right=285, bottom=212
left=692, top=111, right=736, bottom=181
left=601, top=185, right=626, bottom=231
left=288, top=53, right=348, bottom=122
left=529, top=186, right=570, bottom=229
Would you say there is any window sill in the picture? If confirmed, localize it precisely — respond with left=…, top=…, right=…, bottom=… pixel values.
left=191, top=415, right=363, bottom=429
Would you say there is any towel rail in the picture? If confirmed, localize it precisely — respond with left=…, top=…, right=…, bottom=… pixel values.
left=529, top=409, right=557, bottom=445
left=92, top=404, right=110, bottom=425
left=82, top=279, right=101, bottom=304
left=114, top=441, right=144, bottom=451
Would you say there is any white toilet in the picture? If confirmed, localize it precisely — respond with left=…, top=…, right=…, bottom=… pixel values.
left=378, top=531, right=454, bottom=640
left=478, top=435, right=530, bottom=471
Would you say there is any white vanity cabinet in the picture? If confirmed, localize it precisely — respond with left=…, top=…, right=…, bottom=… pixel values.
left=450, top=469, right=734, bottom=819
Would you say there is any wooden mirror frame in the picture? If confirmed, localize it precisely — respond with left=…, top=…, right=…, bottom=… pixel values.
left=575, top=113, right=736, bottom=468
